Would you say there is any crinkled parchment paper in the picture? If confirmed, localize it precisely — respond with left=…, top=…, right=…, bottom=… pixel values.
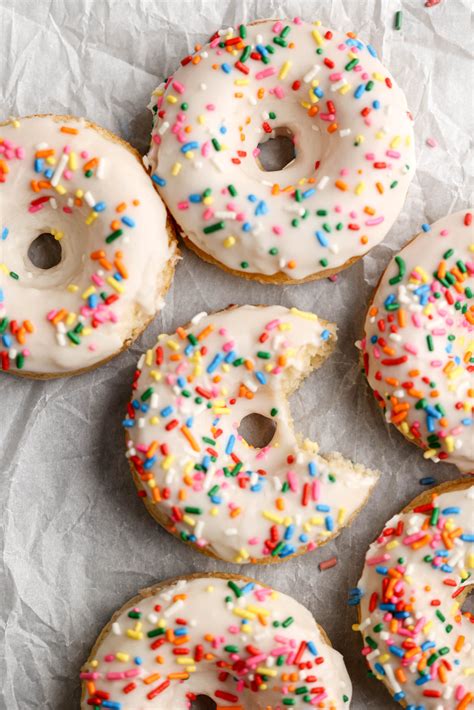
left=0, top=0, right=472, bottom=708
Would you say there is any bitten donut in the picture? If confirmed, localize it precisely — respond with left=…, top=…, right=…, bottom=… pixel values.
left=124, top=305, right=379, bottom=563
left=0, top=115, right=177, bottom=377
left=355, top=480, right=474, bottom=709
left=146, top=17, right=415, bottom=284
left=359, top=210, right=474, bottom=473
left=80, top=573, right=353, bottom=709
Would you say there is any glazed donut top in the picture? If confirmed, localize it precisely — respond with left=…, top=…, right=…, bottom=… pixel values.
left=124, top=305, right=379, bottom=563
left=0, top=115, right=175, bottom=375
left=146, top=17, right=415, bottom=281
left=360, top=210, right=474, bottom=473
left=356, top=483, right=474, bottom=709
left=81, top=575, right=353, bottom=709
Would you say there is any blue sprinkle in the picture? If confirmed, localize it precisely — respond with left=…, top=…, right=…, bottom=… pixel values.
left=134, top=656, right=142, bottom=665
left=425, top=406, right=442, bottom=419
left=421, top=223, right=431, bottom=232
left=419, top=477, right=436, bottom=486
left=184, top=345, right=194, bottom=357
left=247, top=193, right=258, bottom=203
left=460, top=534, right=474, bottom=542
left=2, top=334, right=11, bottom=347
left=202, top=455, right=211, bottom=470
left=102, top=702, right=122, bottom=710
left=302, top=188, right=315, bottom=199
left=122, top=419, right=135, bottom=428
left=441, top=564, right=453, bottom=573
left=93, top=201, right=106, bottom=212
left=393, top=693, right=406, bottom=702
left=325, top=515, right=334, bottom=531
left=174, top=627, right=188, bottom=636
left=278, top=545, right=295, bottom=558
left=221, top=62, right=231, bottom=73
left=256, top=44, right=268, bottom=57
left=1, top=227, right=8, bottom=240
left=299, top=533, right=309, bottom=543
left=461, top=418, right=472, bottom=426
left=207, top=353, right=224, bottom=373
left=307, top=641, right=318, bottom=656
left=284, top=524, right=295, bottom=540
left=321, top=329, right=330, bottom=341
left=224, top=350, right=235, bottom=363
left=354, top=84, right=365, bottom=99
left=316, top=504, right=330, bottom=512
left=255, top=200, right=268, bottom=216
left=186, top=417, right=193, bottom=428
left=189, top=193, right=202, bottom=203
left=34, top=158, right=44, bottom=172
left=226, top=435, right=235, bottom=455
left=181, top=141, right=199, bottom=153
left=160, top=405, right=173, bottom=417
left=415, top=674, right=431, bottom=686
left=210, top=495, right=222, bottom=504
left=370, top=335, right=378, bottom=344
left=121, top=215, right=136, bottom=227
left=388, top=645, right=405, bottom=658
left=144, top=456, right=157, bottom=470
left=315, top=230, right=329, bottom=246
left=421, top=641, right=436, bottom=651
left=44, top=168, right=54, bottom=179
left=256, top=371, right=267, bottom=385
left=313, top=86, right=324, bottom=98
left=132, top=400, right=140, bottom=409
left=372, top=99, right=381, bottom=109
left=367, top=44, right=377, bottom=57
left=379, top=603, right=396, bottom=611
left=442, top=507, right=460, bottom=515
left=219, top=126, right=227, bottom=134
left=152, top=173, right=166, bottom=187
left=376, top=567, right=389, bottom=576
left=88, top=294, right=98, bottom=308
left=241, top=582, right=255, bottom=595
left=242, top=222, right=252, bottom=232
left=374, top=663, right=385, bottom=675
left=308, top=461, right=317, bottom=477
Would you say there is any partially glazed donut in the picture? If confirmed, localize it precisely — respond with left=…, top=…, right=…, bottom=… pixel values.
left=124, top=305, right=379, bottom=563
left=359, top=210, right=474, bottom=473
left=355, top=480, right=474, bottom=709
left=146, top=17, right=415, bottom=283
left=80, top=573, right=353, bottom=709
left=0, top=115, right=177, bottom=377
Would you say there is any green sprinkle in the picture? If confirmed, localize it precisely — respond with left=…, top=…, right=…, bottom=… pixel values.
left=105, top=229, right=123, bottom=244
left=184, top=506, right=202, bottom=514
left=9, top=271, right=19, bottom=280
left=269, top=247, right=278, bottom=255
left=394, top=10, right=403, bottom=30
left=282, top=615, right=294, bottom=627
left=85, top=169, right=93, bottom=177
left=271, top=408, right=278, bottom=416
left=240, top=45, right=251, bottom=62
left=443, top=248, right=454, bottom=259
left=426, top=335, right=434, bottom=351
left=147, top=627, right=164, bottom=638
left=16, top=353, right=24, bottom=369
left=203, top=221, right=225, bottom=234
left=224, top=645, right=239, bottom=653
left=0, top=318, right=8, bottom=333
left=345, top=58, right=359, bottom=71
left=436, top=610, right=446, bottom=623
left=67, top=331, right=80, bottom=344
left=228, top=184, right=237, bottom=196
left=180, top=102, right=188, bottom=110
left=389, top=255, right=406, bottom=285
left=128, top=610, right=141, bottom=619
left=211, top=138, right=221, bottom=151
left=280, top=25, right=290, bottom=38
left=430, top=507, right=440, bottom=525
left=365, top=636, right=378, bottom=649
left=257, top=351, right=271, bottom=359
left=141, top=387, right=154, bottom=401
left=239, top=24, right=246, bottom=39
left=240, top=261, right=249, bottom=269
left=227, top=580, right=242, bottom=598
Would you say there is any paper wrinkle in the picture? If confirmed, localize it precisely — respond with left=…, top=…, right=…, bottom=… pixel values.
left=1, top=0, right=472, bottom=707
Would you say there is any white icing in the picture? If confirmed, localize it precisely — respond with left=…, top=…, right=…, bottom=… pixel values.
left=0, top=116, right=176, bottom=374
left=357, top=485, right=474, bottom=709
left=147, top=19, right=415, bottom=280
left=124, top=305, right=379, bottom=563
left=361, top=210, right=474, bottom=473
left=81, top=575, right=352, bottom=709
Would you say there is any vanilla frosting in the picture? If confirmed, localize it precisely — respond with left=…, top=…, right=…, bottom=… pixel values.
left=147, top=18, right=415, bottom=281
left=359, top=210, right=474, bottom=473
left=81, top=574, right=352, bottom=709
left=124, top=305, right=379, bottom=563
left=356, top=482, right=474, bottom=709
left=0, top=115, right=176, bottom=375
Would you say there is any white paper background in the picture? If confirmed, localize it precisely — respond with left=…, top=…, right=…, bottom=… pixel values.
left=0, top=0, right=472, bottom=708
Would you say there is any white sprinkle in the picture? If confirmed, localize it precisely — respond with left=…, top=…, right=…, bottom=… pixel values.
left=191, top=311, right=208, bottom=324
left=303, top=65, right=320, bottom=83
left=158, top=121, right=170, bottom=136
left=339, top=128, right=351, bottom=138
left=317, top=175, right=329, bottom=190
left=112, top=622, right=121, bottom=635
left=51, top=153, right=69, bottom=187
left=84, top=191, right=95, bottom=207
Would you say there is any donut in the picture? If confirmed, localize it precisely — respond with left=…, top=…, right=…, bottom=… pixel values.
left=80, top=572, right=353, bottom=709
left=359, top=210, right=474, bottom=474
left=0, top=115, right=177, bottom=377
left=145, top=17, right=415, bottom=284
left=123, top=304, right=379, bottom=563
left=355, top=479, right=474, bottom=708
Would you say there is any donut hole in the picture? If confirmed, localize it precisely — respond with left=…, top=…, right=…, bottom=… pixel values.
left=256, top=127, right=296, bottom=171
left=28, top=232, right=62, bottom=269
left=190, top=696, right=216, bottom=710
left=461, top=587, right=473, bottom=617
left=238, top=413, right=277, bottom=448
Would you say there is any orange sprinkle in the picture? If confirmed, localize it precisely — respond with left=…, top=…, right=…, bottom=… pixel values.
left=35, top=149, right=55, bottom=158
left=151, top=487, right=161, bottom=503
left=83, top=157, right=98, bottom=171
left=335, top=179, right=348, bottom=191
left=52, top=308, right=68, bottom=325
left=180, top=425, right=200, bottom=452
left=60, top=126, right=79, bottom=135
left=376, top=181, right=384, bottom=194
left=143, top=673, right=161, bottom=685
left=197, top=325, right=214, bottom=341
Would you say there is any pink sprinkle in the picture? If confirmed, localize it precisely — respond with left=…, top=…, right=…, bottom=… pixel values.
left=201, top=141, right=211, bottom=157
left=386, top=150, right=401, bottom=159
left=330, top=72, right=343, bottom=81
left=425, top=0, right=442, bottom=7
left=202, top=208, right=213, bottom=220
left=272, top=21, right=283, bottom=33
left=265, top=319, right=280, bottom=330
left=205, top=103, right=216, bottom=111
left=152, top=133, right=161, bottom=145
left=274, top=85, right=285, bottom=99
left=366, top=553, right=390, bottom=566
left=404, top=343, right=418, bottom=355
left=426, top=137, right=437, bottom=148
left=255, top=67, right=276, bottom=80
left=177, top=201, right=189, bottom=210
left=365, top=216, right=384, bottom=226
left=273, top=225, right=283, bottom=235
left=16, top=147, right=25, bottom=159
left=80, top=151, right=88, bottom=159
left=293, top=16, right=303, bottom=25
left=172, top=80, right=185, bottom=94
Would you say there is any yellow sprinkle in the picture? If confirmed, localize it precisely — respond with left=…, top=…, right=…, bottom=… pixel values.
left=372, top=72, right=384, bottom=81
left=312, top=29, right=324, bottom=46
left=145, top=349, right=153, bottom=367
left=234, top=79, right=249, bottom=86
left=339, top=83, right=351, bottom=95
left=279, top=60, right=292, bottom=79
left=116, top=652, right=130, bottom=662
left=257, top=667, right=277, bottom=677
left=166, top=95, right=178, bottom=104
left=68, top=152, right=78, bottom=170
left=46, top=156, right=56, bottom=166
left=233, top=608, right=256, bottom=620
left=55, top=184, right=66, bottom=195
left=167, top=340, right=180, bottom=351
left=85, top=211, right=98, bottom=226
left=337, top=508, right=346, bottom=525
left=247, top=605, right=270, bottom=617
left=171, top=162, right=182, bottom=176
left=390, top=136, right=401, bottom=149
left=197, top=115, right=205, bottom=125
left=423, top=448, right=437, bottom=460
left=162, top=455, right=174, bottom=471
left=423, top=621, right=433, bottom=635
left=66, top=313, right=76, bottom=327
left=107, top=276, right=124, bottom=293
left=82, top=286, right=96, bottom=300
left=386, top=540, right=399, bottom=551
left=150, top=416, right=159, bottom=425
left=355, top=182, right=365, bottom=195
left=467, top=553, right=474, bottom=569
left=263, top=511, right=284, bottom=524
left=126, top=629, right=143, bottom=640
left=176, top=657, right=195, bottom=665
left=290, top=307, right=317, bottom=321
left=214, top=407, right=231, bottom=414
left=67, top=284, right=79, bottom=292
left=185, top=151, right=194, bottom=160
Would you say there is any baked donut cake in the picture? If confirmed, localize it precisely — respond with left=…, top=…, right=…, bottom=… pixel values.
left=146, top=18, right=415, bottom=284
left=124, top=304, right=379, bottom=563
left=81, top=572, right=353, bottom=708
left=0, top=115, right=177, bottom=377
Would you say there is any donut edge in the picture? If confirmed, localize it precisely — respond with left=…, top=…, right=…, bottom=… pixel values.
left=355, top=477, right=474, bottom=709
left=80, top=570, right=337, bottom=705
left=1, top=113, right=180, bottom=380
left=125, top=303, right=381, bottom=565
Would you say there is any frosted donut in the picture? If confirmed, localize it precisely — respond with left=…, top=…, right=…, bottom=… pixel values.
left=359, top=210, right=474, bottom=474
left=146, top=17, right=415, bottom=284
left=0, top=115, right=177, bottom=377
left=355, top=480, right=474, bottom=709
left=80, top=572, right=353, bottom=709
left=124, top=305, right=379, bottom=563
